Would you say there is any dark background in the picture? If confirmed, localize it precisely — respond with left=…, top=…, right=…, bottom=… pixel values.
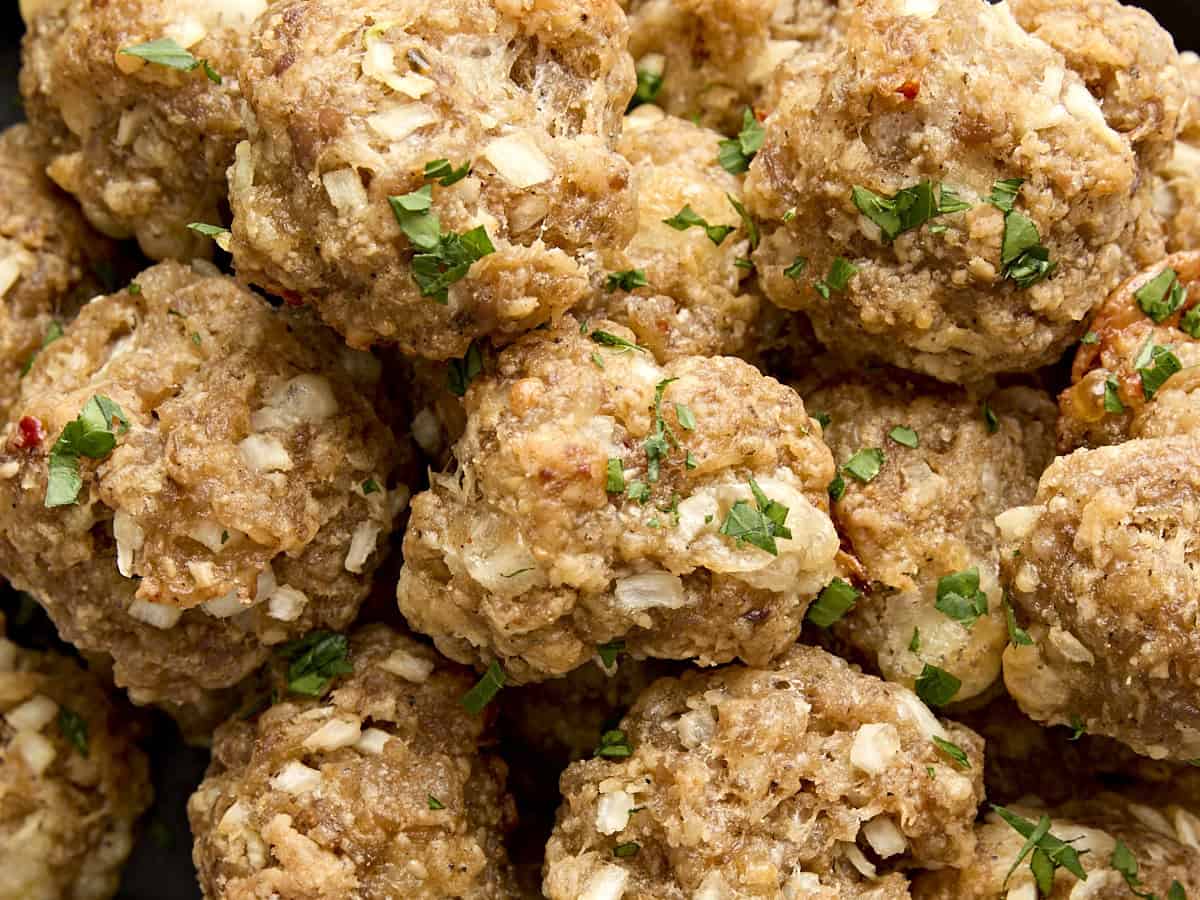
left=0, top=3, right=1195, bottom=899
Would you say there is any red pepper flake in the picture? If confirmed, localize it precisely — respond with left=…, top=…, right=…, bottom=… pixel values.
left=897, top=80, right=920, bottom=100
left=12, top=416, right=45, bottom=450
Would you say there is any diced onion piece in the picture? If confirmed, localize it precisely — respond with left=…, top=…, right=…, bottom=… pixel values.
left=128, top=599, right=183, bottom=629
left=595, top=789, right=634, bottom=836
left=322, top=169, right=369, bottom=217
left=13, top=730, right=56, bottom=775
left=411, top=409, right=441, bottom=456
left=5, top=694, right=58, bottom=732
left=188, top=520, right=228, bottom=553
left=995, top=506, right=1040, bottom=543
left=232, top=141, right=254, bottom=194
left=354, top=728, right=392, bottom=755
left=484, top=133, right=554, bottom=189
left=344, top=522, right=381, bottom=574
left=302, top=717, right=362, bottom=752
left=676, top=707, right=716, bottom=749
left=1063, top=81, right=1125, bottom=151
left=694, top=872, right=732, bottom=900
left=1048, top=627, right=1095, bottom=665
left=581, top=865, right=628, bottom=900
left=0, top=255, right=23, bottom=298
left=203, top=590, right=246, bottom=619
left=113, top=510, right=145, bottom=578
left=217, top=800, right=248, bottom=835
left=842, top=843, right=877, bottom=879
left=366, top=104, right=436, bottom=141
left=850, top=722, right=901, bottom=774
left=896, top=690, right=948, bottom=740
left=613, top=571, right=687, bottom=613
left=862, top=816, right=907, bottom=858
left=251, top=375, right=339, bottom=431
left=268, top=585, right=308, bottom=622
left=270, top=760, right=321, bottom=795
left=238, top=434, right=292, bottom=473
left=783, top=872, right=821, bottom=899
left=378, top=648, right=435, bottom=683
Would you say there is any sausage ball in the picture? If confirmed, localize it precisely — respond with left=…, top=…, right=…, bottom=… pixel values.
left=0, top=125, right=119, bottom=426
left=913, top=797, right=1200, bottom=900
left=19, top=0, right=267, bottom=261
left=543, top=645, right=985, bottom=900
left=803, top=372, right=1056, bottom=701
left=188, top=625, right=517, bottom=899
left=576, top=108, right=761, bottom=362
left=398, top=319, right=841, bottom=683
left=0, top=261, right=409, bottom=713
left=1153, top=52, right=1200, bottom=253
left=0, top=620, right=152, bottom=900
left=1058, top=251, right=1200, bottom=451
left=227, top=0, right=637, bottom=358
left=621, top=0, right=845, bottom=133
left=745, top=0, right=1178, bottom=383
left=998, top=433, right=1200, bottom=760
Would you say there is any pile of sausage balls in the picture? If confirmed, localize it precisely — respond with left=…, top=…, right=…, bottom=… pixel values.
left=2, top=0, right=1200, bottom=897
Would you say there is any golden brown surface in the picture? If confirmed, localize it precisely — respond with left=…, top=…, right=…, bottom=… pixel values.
left=0, top=262, right=409, bottom=710
left=0, top=124, right=118, bottom=426
left=227, top=0, right=636, bottom=358
left=745, top=0, right=1176, bottom=382
left=913, top=797, right=1200, bottom=899
left=1154, top=51, right=1200, bottom=252
left=999, top=433, right=1200, bottom=760
left=20, top=0, right=262, bottom=261
left=0, top=623, right=152, bottom=900
left=804, top=372, right=1056, bottom=700
left=576, top=108, right=761, bottom=362
left=544, top=644, right=985, bottom=900
left=398, top=318, right=841, bottom=682
left=188, top=624, right=516, bottom=899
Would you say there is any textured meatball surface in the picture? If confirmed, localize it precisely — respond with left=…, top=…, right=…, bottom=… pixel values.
left=0, top=125, right=117, bottom=425
left=544, top=645, right=985, bottom=900
left=745, top=0, right=1171, bottom=382
left=188, top=625, right=516, bottom=900
left=0, top=623, right=152, bottom=900
left=804, top=373, right=1056, bottom=700
left=398, top=319, right=841, bottom=682
left=228, top=0, right=637, bottom=358
left=999, top=433, right=1200, bottom=760
left=20, top=0, right=264, bottom=260
left=0, top=262, right=408, bottom=711
left=1154, top=51, right=1200, bottom=253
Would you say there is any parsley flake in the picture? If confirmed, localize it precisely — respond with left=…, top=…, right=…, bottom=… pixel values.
left=932, top=736, right=970, bottom=770
left=21, top=321, right=64, bottom=377
left=983, top=401, right=999, bottom=433
left=362, top=478, right=381, bottom=495
left=57, top=707, right=88, bottom=757
left=663, top=205, right=735, bottom=246
left=916, top=663, right=961, bottom=707
left=935, top=567, right=988, bottom=628
left=1068, top=715, right=1086, bottom=741
left=812, top=411, right=831, bottom=428
left=448, top=339, right=485, bottom=397
left=806, top=578, right=859, bottom=627
left=674, top=403, right=696, bottom=431
left=605, top=458, right=626, bottom=494
left=888, top=425, right=919, bottom=448
left=988, top=178, right=1025, bottom=213
left=597, top=640, right=625, bottom=669
left=1181, top=306, right=1200, bottom=339
left=461, top=661, right=506, bottom=714
left=428, top=795, right=445, bottom=810
left=1104, top=376, right=1125, bottom=414
left=591, top=330, right=647, bottom=354
left=828, top=472, right=846, bottom=502
left=187, top=222, right=231, bottom=251
left=627, top=481, right=650, bottom=503
left=727, top=193, right=759, bottom=249
left=1004, top=599, right=1033, bottom=646
left=595, top=729, right=633, bottom=759
left=1082, top=330, right=1099, bottom=344
left=815, top=257, right=858, bottom=299
left=717, top=107, right=765, bottom=175
left=423, top=158, right=471, bottom=187
left=119, top=38, right=221, bottom=82
left=992, top=805, right=1088, bottom=892
left=1000, top=211, right=1056, bottom=289
left=45, top=395, right=130, bottom=508
left=1134, top=268, right=1187, bottom=323
left=843, top=447, right=884, bottom=483
left=1135, top=342, right=1182, bottom=399
left=606, top=269, right=649, bottom=293
left=719, top=477, right=792, bottom=556
left=388, top=188, right=495, bottom=303
left=628, top=67, right=664, bottom=111
left=784, top=256, right=809, bottom=280
left=909, top=627, right=921, bottom=653
left=851, top=180, right=941, bottom=242
left=613, top=842, right=641, bottom=858
left=280, top=632, right=353, bottom=697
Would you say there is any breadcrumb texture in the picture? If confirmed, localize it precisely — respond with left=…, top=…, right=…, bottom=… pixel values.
left=0, top=262, right=408, bottom=710
left=622, top=0, right=844, bottom=132
left=999, top=433, right=1200, bottom=760
left=0, top=624, right=152, bottom=900
left=913, top=797, right=1200, bottom=899
left=398, top=319, right=840, bottom=682
left=544, top=645, right=985, bottom=900
left=745, top=0, right=1172, bottom=382
left=188, top=625, right=516, bottom=900
left=1154, top=52, right=1200, bottom=252
left=0, top=125, right=117, bottom=425
left=228, top=0, right=636, bottom=358
left=577, top=108, right=760, bottom=362
left=19, top=0, right=263, bottom=261
left=1059, top=253, right=1200, bottom=452
left=803, top=373, right=1055, bottom=700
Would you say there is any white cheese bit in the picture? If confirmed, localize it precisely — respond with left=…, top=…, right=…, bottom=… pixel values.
left=862, top=816, right=907, bottom=858
left=411, top=409, right=442, bottom=456
left=484, top=133, right=554, bottom=189
left=896, top=690, right=948, bottom=740
left=203, top=590, right=244, bottom=618
left=850, top=722, right=901, bottom=774
left=366, top=103, right=437, bottom=141
left=217, top=800, right=248, bottom=835
left=270, top=760, right=322, bottom=795
left=378, top=648, right=435, bottom=683
left=595, top=789, right=635, bottom=836
left=322, top=169, right=369, bottom=216
left=613, top=571, right=687, bottom=613
left=5, top=694, right=58, bottom=733
left=127, top=599, right=183, bottom=629
left=238, top=434, right=293, bottom=473
left=344, top=522, right=381, bottom=574
left=251, top=375, right=340, bottom=431
left=0, top=255, right=23, bottom=298
left=841, top=843, right=877, bottom=879
left=12, top=730, right=56, bottom=775
left=268, top=585, right=308, bottom=622
left=354, top=728, right=392, bottom=756
left=113, top=510, right=145, bottom=579
left=302, top=717, right=362, bottom=752
left=581, top=865, right=629, bottom=900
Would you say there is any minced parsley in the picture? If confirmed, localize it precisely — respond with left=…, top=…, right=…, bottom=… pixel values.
left=613, top=842, right=641, bottom=858
left=888, top=425, right=918, bottom=448
left=815, top=257, right=858, bottom=299
left=119, top=38, right=221, bottom=83
left=988, top=178, right=1024, bottom=213
left=663, top=205, right=736, bottom=246
left=1004, top=599, right=1033, bottom=646
left=389, top=184, right=495, bottom=303
left=1181, top=306, right=1200, bottom=339
left=992, top=805, right=1087, bottom=896
left=597, top=640, right=625, bottom=668
left=605, top=458, right=625, bottom=493
left=719, top=478, right=792, bottom=556
left=784, top=256, right=809, bottom=280
left=718, top=107, right=765, bottom=175
left=1134, top=341, right=1182, bottom=399
left=427, top=795, right=446, bottom=810
left=807, top=578, right=859, bottom=627
left=1104, top=376, right=1125, bottom=414
left=1112, top=839, right=1187, bottom=900
left=591, top=330, right=647, bottom=354
left=45, top=395, right=130, bottom=508
left=57, top=707, right=88, bottom=757
left=280, top=631, right=353, bottom=697
left=448, top=340, right=485, bottom=397
left=423, top=158, right=471, bottom=187
left=1134, top=268, right=1187, bottom=323
left=727, top=193, right=759, bottom=249
left=843, top=447, right=884, bottom=483
left=915, top=663, right=960, bottom=707
left=461, top=661, right=506, bottom=714
left=628, top=66, right=664, bottom=111
left=595, top=729, right=633, bottom=759
left=935, top=567, right=988, bottom=628
left=606, top=269, right=649, bottom=293
left=932, top=736, right=970, bottom=770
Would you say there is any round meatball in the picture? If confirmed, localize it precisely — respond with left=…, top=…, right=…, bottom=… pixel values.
left=1153, top=52, right=1200, bottom=253
left=803, top=373, right=1056, bottom=701
left=398, top=319, right=841, bottom=682
left=0, top=261, right=409, bottom=712
left=745, top=0, right=1167, bottom=382
left=913, top=797, right=1200, bottom=900
left=1058, top=251, right=1200, bottom=451
left=622, top=0, right=845, bottom=133
left=543, top=645, right=985, bottom=900
left=0, top=622, right=152, bottom=900
left=188, top=625, right=516, bottom=899
left=998, top=433, right=1200, bottom=760
left=0, top=125, right=119, bottom=426
left=227, top=0, right=637, bottom=358
left=576, top=108, right=761, bottom=361
left=19, top=0, right=266, bottom=261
